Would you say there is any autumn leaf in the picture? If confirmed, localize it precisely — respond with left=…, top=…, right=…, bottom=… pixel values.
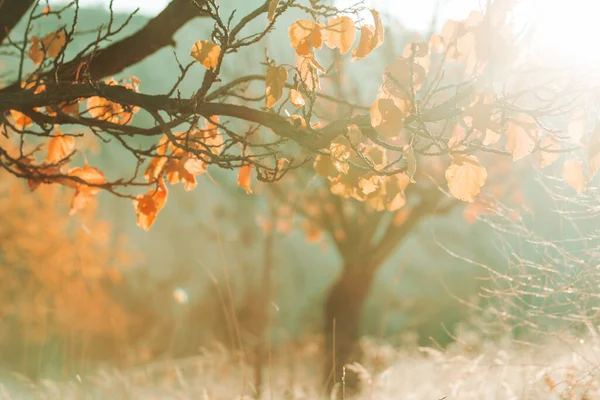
left=359, top=174, right=381, bottom=195
left=28, top=31, right=66, bottom=65
left=371, top=9, right=384, bottom=45
left=505, top=115, right=538, bottom=161
left=562, top=158, right=586, bottom=194
left=133, top=180, right=168, bottom=230
left=165, top=156, right=200, bottom=191
left=67, top=164, right=106, bottom=215
left=238, top=164, right=253, bottom=194
left=9, top=109, right=33, bottom=129
left=46, top=129, right=75, bottom=164
left=382, top=57, right=427, bottom=101
left=370, top=98, right=405, bottom=138
left=190, top=40, right=221, bottom=69
left=351, top=9, right=384, bottom=61
left=289, top=20, right=323, bottom=56
left=289, top=88, right=305, bottom=107
left=445, top=155, right=488, bottom=202
left=265, top=65, right=288, bottom=108
left=324, top=16, right=356, bottom=54
left=144, top=156, right=168, bottom=182
left=351, top=25, right=375, bottom=61
left=296, top=55, right=320, bottom=91
left=268, top=0, right=280, bottom=21
left=87, top=78, right=139, bottom=125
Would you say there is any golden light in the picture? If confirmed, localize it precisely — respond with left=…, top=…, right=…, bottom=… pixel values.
left=523, top=0, right=600, bottom=67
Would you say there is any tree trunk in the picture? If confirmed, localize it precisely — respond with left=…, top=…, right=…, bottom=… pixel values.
left=323, top=262, right=376, bottom=394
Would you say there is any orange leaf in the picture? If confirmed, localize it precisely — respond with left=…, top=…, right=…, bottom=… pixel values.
left=288, top=20, right=323, bottom=55
left=27, top=37, right=44, bottom=65
left=133, top=180, right=168, bottom=231
left=144, top=156, right=168, bottom=182
left=9, top=109, right=32, bottom=129
left=351, top=25, right=375, bottom=61
left=28, top=31, right=66, bottom=65
left=42, top=31, right=66, bottom=58
left=67, top=164, right=106, bottom=215
left=190, top=40, right=221, bottom=69
left=351, top=9, right=384, bottom=61
left=265, top=65, right=288, bottom=109
left=562, top=159, right=586, bottom=194
left=370, top=98, right=404, bottom=138
left=324, top=16, right=356, bottom=55
left=371, top=9, right=384, bottom=48
left=237, top=164, right=253, bottom=194
left=46, top=129, right=75, bottom=164
left=445, top=155, right=487, bottom=202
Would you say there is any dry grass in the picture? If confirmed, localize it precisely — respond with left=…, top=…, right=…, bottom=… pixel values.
left=1, top=328, right=599, bottom=400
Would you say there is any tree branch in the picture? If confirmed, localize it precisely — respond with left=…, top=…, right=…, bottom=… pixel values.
left=0, top=0, right=35, bottom=45
left=1, top=0, right=206, bottom=92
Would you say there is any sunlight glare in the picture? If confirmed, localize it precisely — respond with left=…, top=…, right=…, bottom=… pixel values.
left=524, top=0, right=600, bottom=67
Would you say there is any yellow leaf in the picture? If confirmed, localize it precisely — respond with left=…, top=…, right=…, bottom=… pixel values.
left=445, top=155, right=487, bottom=202
left=237, top=164, right=253, bottom=194
left=324, top=16, right=356, bottom=54
left=267, top=0, right=280, bottom=21
left=46, top=129, right=75, bottom=164
left=562, top=159, right=586, bottom=194
left=505, top=116, right=538, bottom=161
left=265, top=65, right=288, bottom=109
left=289, top=88, right=305, bottom=107
left=190, top=40, right=221, bottom=69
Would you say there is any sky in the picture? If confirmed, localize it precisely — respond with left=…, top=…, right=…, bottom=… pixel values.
left=51, top=0, right=479, bottom=32
left=49, top=0, right=600, bottom=66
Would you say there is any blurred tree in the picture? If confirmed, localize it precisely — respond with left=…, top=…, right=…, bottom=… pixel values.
left=0, top=171, right=133, bottom=377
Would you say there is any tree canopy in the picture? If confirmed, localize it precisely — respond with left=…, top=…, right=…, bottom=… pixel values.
left=0, top=0, right=596, bottom=231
